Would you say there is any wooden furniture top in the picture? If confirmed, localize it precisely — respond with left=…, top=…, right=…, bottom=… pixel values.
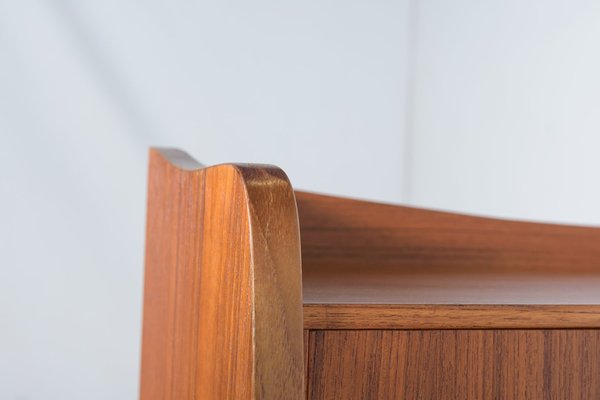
left=303, top=266, right=600, bottom=305
left=296, top=192, right=600, bottom=330
left=142, top=148, right=600, bottom=399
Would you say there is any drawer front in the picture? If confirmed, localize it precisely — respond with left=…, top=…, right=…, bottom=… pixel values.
left=306, top=329, right=600, bottom=400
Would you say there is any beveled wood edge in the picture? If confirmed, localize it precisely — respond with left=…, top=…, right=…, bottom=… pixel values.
left=303, top=304, right=600, bottom=330
left=141, top=148, right=304, bottom=399
left=235, top=162, right=305, bottom=400
left=154, top=147, right=205, bottom=170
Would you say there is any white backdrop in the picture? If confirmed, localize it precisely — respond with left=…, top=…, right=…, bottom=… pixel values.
left=2, top=1, right=600, bottom=399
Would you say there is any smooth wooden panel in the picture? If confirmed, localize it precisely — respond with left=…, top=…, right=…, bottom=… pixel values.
left=304, top=304, right=600, bottom=330
left=302, top=263, right=600, bottom=330
left=303, top=330, right=310, bottom=400
left=297, top=191, right=600, bottom=329
left=303, top=267, right=600, bottom=305
left=307, top=330, right=600, bottom=400
left=296, top=191, right=600, bottom=273
left=140, top=149, right=304, bottom=400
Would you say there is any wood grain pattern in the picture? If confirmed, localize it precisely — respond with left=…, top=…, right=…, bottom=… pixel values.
left=303, top=330, right=310, bottom=400
left=304, top=304, right=600, bottom=329
left=140, top=149, right=600, bottom=400
left=307, top=329, right=600, bottom=400
left=297, top=191, right=600, bottom=329
left=296, top=191, right=600, bottom=273
left=140, top=149, right=304, bottom=400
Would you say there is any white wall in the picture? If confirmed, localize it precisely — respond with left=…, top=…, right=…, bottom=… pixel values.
left=2, top=1, right=600, bottom=399
left=410, top=0, right=600, bottom=224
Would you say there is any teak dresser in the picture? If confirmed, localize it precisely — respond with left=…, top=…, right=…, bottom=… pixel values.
left=140, top=148, right=600, bottom=399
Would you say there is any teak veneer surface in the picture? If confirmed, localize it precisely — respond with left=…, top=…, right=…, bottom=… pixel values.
left=140, top=149, right=304, bottom=400
left=295, top=191, right=600, bottom=274
left=303, top=267, right=600, bottom=305
left=301, top=268, right=600, bottom=329
left=303, top=304, right=600, bottom=329
left=142, top=149, right=600, bottom=400
left=296, top=191, right=600, bottom=329
left=307, top=329, right=600, bottom=400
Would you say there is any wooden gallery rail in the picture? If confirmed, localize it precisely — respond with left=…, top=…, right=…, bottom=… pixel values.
left=140, top=148, right=600, bottom=400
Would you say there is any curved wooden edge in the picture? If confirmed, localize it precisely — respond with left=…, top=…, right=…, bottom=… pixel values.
left=296, top=191, right=600, bottom=273
left=140, top=148, right=304, bottom=400
left=152, top=147, right=205, bottom=170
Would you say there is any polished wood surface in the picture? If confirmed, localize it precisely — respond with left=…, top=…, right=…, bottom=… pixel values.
left=304, top=304, right=600, bottom=329
left=140, top=149, right=304, bottom=400
left=297, top=191, right=600, bottom=329
left=302, top=265, right=600, bottom=329
left=303, top=267, right=600, bottom=305
left=296, top=191, right=600, bottom=273
left=306, top=329, right=600, bottom=400
left=141, top=149, right=600, bottom=400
